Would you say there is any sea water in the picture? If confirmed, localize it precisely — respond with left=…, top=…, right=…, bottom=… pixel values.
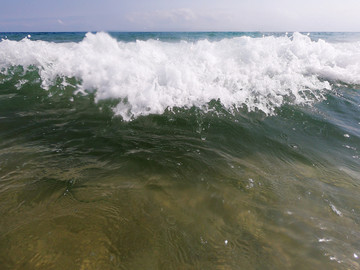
left=0, top=32, right=360, bottom=269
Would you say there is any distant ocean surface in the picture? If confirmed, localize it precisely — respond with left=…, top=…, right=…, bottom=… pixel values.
left=0, top=32, right=360, bottom=269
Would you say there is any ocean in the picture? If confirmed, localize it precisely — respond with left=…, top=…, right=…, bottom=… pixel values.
left=0, top=32, right=360, bottom=269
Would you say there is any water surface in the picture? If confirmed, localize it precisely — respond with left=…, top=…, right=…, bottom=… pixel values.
left=0, top=32, right=360, bottom=269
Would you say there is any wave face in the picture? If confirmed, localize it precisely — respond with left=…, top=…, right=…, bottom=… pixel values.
left=1, top=32, right=360, bottom=120
left=1, top=32, right=360, bottom=269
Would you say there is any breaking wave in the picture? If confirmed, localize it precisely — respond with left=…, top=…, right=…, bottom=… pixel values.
left=1, top=32, right=360, bottom=120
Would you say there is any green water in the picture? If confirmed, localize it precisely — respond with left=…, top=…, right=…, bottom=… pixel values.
left=0, top=78, right=359, bottom=269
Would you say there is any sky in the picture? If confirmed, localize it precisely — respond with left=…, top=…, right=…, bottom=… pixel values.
left=1, top=0, right=360, bottom=32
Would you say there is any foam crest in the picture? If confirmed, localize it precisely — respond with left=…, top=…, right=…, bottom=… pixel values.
left=1, top=32, right=360, bottom=120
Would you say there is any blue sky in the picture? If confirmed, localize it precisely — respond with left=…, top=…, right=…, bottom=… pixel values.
left=1, top=0, right=360, bottom=32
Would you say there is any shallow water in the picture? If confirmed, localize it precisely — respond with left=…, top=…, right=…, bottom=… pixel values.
left=0, top=32, right=360, bottom=269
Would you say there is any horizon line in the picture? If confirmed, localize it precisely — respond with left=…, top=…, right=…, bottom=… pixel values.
left=2, top=30, right=360, bottom=33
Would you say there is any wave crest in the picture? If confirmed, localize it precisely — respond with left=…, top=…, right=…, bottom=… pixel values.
left=1, top=32, right=360, bottom=120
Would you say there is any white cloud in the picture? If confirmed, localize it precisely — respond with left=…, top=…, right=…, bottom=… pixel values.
left=127, top=8, right=197, bottom=28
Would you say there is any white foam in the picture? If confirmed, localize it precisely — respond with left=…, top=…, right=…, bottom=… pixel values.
left=330, top=203, right=343, bottom=217
left=318, top=238, right=332, bottom=242
left=1, top=32, right=360, bottom=120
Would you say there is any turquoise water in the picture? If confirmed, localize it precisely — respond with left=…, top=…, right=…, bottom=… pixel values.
left=2, top=31, right=360, bottom=42
left=0, top=32, right=360, bottom=269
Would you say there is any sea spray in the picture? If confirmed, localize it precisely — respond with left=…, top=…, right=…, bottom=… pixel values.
left=0, top=32, right=360, bottom=121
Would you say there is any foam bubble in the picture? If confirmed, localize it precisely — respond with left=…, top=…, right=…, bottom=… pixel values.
left=1, top=32, right=360, bottom=120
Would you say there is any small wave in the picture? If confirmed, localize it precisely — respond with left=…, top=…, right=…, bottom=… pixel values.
left=1, top=32, right=360, bottom=120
